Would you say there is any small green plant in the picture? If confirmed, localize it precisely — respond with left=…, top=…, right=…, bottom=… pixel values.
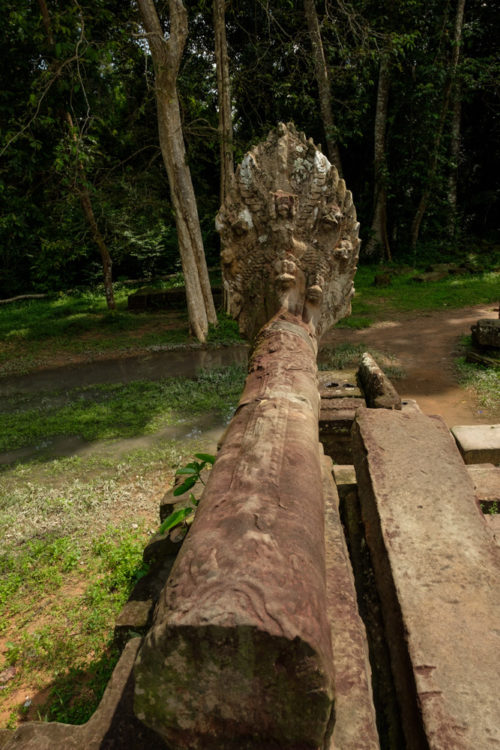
left=159, top=453, right=215, bottom=534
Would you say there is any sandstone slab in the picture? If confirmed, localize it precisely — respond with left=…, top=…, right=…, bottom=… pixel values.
left=484, top=513, right=500, bottom=546
left=321, top=455, right=380, bottom=750
left=471, top=318, right=500, bottom=349
left=467, top=463, right=500, bottom=511
left=318, top=369, right=363, bottom=399
left=352, top=408, right=500, bottom=750
left=357, top=352, right=401, bottom=410
left=319, top=397, right=364, bottom=463
left=451, top=423, right=500, bottom=464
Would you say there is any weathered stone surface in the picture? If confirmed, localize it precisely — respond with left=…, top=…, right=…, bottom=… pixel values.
left=357, top=352, right=401, bottom=410
left=1, top=639, right=169, bottom=750
left=134, top=311, right=335, bottom=750
left=319, top=398, right=364, bottom=464
left=451, top=423, right=500, bottom=464
left=352, top=408, right=500, bottom=750
left=332, top=464, right=357, bottom=490
left=400, top=397, right=422, bottom=414
left=318, top=369, right=363, bottom=399
left=0, top=731, right=13, bottom=749
left=114, top=557, right=176, bottom=648
left=484, top=513, right=500, bottom=546
left=467, top=463, right=500, bottom=511
left=321, top=455, right=380, bottom=750
left=216, top=123, right=359, bottom=340
left=471, top=318, right=500, bottom=349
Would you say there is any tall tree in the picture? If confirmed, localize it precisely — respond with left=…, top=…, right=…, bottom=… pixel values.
left=37, top=0, right=115, bottom=308
left=365, top=52, right=391, bottom=260
left=410, top=0, right=467, bottom=250
left=137, top=0, right=217, bottom=342
left=303, top=0, right=343, bottom=174
left=213, top=0, right=235, bottom=205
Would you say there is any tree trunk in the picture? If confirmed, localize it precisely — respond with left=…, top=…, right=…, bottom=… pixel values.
left=38, top=0, right=115, bottom=309
left=213, top=0, right=235, bottom=205
left=303, top=0, right=343, bottom=175
left=447, top=84, right=461, bottom=238
left=365, top=53, right=391, bottom=261
left=410, top=0, right=466, bottom=250
left=138, top=0, right=217, bottom=342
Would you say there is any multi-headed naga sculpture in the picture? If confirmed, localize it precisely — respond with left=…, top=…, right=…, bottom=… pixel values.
left=216, top=122, right=360, bottom=341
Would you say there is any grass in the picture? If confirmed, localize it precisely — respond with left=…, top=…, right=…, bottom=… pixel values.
left=0, top=366, right=246, bottom=454
left=0, top=285, right=243, bottom=377
left=455, top=336, right=500, bottom=414
left=319, top=343, right=405, bottom=380
left=0, top=363, right=245, bottom=730
left=336, top=266, right=500, bottom=329
left=0, top=522, right=148, bottom=726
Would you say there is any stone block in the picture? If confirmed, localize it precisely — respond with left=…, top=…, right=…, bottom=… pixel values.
left=114, top=557, right=176, bottom=649
left=484, top=514, right=500, bottom=547
left=357, top=353, right=401, bottom=410
left=400, top=398, right=422, bottom=414
left=332, top=464, right=357, bottom=492
left=467, top=463, right=500, bottom=511
left=318, top=369, right=363, bottom=399
left=321, top=456, right=380, bottom=750
left=451, top=424, right=500, bottom=465
left=319, top=398, right=365, bottom=463
left=471, top=318, right=500, bottom=349
left=128, top=286, right=222, bottom=312
left=352, top=408, right=500, bottom=750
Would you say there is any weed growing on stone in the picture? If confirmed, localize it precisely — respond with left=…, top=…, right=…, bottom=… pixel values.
left=159, top=453, right=216, bottom=534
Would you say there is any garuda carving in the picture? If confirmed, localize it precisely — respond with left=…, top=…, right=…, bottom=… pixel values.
left=216, top=122, right=360, bottom=340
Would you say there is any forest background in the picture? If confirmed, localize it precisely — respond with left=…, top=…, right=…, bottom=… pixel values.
left=1, top=0, right=499, bottom=312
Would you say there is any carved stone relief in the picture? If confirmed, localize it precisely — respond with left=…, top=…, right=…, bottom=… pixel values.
left=216, top=122, right=360, bottom=340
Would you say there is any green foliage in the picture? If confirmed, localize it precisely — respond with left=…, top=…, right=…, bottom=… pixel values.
left=0, top=366, right=246, bottom=454
left=455, top=337, right=500, bottom=413
left=159, top=453, right=216, bottom=534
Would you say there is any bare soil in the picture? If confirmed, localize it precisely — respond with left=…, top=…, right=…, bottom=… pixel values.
left=321, top=304, right=499, bottom=427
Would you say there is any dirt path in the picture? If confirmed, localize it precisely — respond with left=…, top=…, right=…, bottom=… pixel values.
left=321, top=304, right=498, bottom=427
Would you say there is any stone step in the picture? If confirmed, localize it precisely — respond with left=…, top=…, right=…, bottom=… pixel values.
left=318, top=369, right=363, bottom=399
left=451, top=423, right=500, bottom=464
left=319, top=397, right=365, bottom=464
left=352, top=408, right=500, bottom=750
left=321, top=455, right=380, bottom=750
left=467, top=462, right=500, bottom=511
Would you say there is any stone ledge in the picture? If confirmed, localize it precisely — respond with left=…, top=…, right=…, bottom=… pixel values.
left=451, top=424, right=500, bottom=465
left=466, top=463, right=500, bottom=510
left=352, top=408, right=500, bottom=750
left=357, top=353, right=401, bottom=410
left=322, top=455, right=379, bottom=750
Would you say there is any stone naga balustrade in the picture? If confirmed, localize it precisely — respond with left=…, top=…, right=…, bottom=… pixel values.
left=134, top=124, right=361, bottom=749
left=134, top=310, right=335, bottom=749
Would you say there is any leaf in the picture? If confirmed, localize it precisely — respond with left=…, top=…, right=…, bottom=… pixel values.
left=173, top=475, right=197, bottom=496
left=158, top=507, right=194, bottom=535
left=188, top=492, right=199, bottom=506
left=194, top=453, right=215, bottom=464
left=175, top=466, right=198, bottom=476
